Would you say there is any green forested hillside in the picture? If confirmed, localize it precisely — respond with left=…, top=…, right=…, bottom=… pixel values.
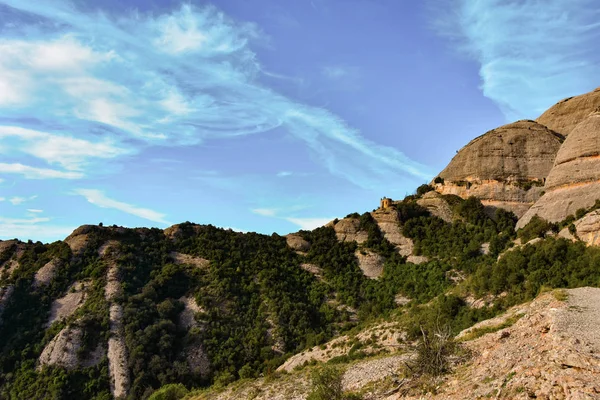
left=2, top=194, right=600, bottom=399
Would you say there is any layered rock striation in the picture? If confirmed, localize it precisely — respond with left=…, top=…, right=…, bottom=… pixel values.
left=518, top=112, right=600, bottom=227
left=536, top=86, right=600, bottom=137
left=435, top=120, right=563, bottom=217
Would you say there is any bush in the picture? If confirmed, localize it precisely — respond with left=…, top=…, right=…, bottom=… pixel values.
left=307, top=366, right=353, bottom=400
left=413, top=325, right=455, bottom=376
left=517, top=216, right=556, bottom=243
left=416, top=184, right=434, bottom=197
left=434, top=176, right=444, bottom=184
left=148, top=384, right=189, bottom=400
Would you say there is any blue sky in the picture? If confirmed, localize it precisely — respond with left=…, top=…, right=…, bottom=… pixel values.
left=0, top=0, right=599, bottom=242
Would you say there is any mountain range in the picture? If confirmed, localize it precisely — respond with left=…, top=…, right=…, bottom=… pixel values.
left=1, top=87, right=600, bottom=399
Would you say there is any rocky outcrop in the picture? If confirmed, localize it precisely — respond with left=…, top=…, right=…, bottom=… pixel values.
left=32, top=258, right=61, bottom=288
left=0, top=240, right=27, bottom=280
left=537, top=86, right=600, bottom=137
left=370, top=208, right=414, bottom=256
left=355, top=250, right=384, bottom=279
left=0, top=285, right=14, bottom=326
left=518, top=112, right=600, bottom=228
left=107, top=304, right=129, bottom=399
left=300, top=263, right=322, bottom=278
left=46, top=281, right=90, bottom=327
left=573, top=210, right=600, bottom=246
left=435, top=120, right=563, bottom=217
left=277, top=322, right=405, bottom=373
left=164, top=223, right=202, bottom=240
left=185, top=343, right=211, bottom=377
left=333, top=218, right=368, bottom=243
left=101, top=244, right=130, bottom=399
left=64, top=225, right=95, bottom=255
left=285, top=234, right=311, bottom=253
left=39, top=325, right=103, bottom=370
left=178, top=296, right=204, bottom=330
left=416, top=191, right=454, bottom=222
left=170, top=252, right=210, bottom=269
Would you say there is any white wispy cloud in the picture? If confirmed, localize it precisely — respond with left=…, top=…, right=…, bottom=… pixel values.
left=0, top=216, right=75, bottom=242
left=0, top=1, right=430, bottom=189
left=9, top=195, right=37, bottom=205
left=73, top=189, right=170, bottom=225
left=432, top=0, right=600, bottom=119
left=285, top=217, right=332, bottom=230
left=0, top=163, right=83, bottom=179
left=250, top=206, right=331, bottom=230
left=251, top=208, right=278, bottom=217
left=0, top=126, right=127, bottom=171
left=27, top=209, right=43, bottom=213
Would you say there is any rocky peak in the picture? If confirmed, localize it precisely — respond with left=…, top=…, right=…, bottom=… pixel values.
left=434, top=120, right=562, bottom=217
left=536, top=86, right=600, bottom=137
left=518, top=111, right=600, bottom=228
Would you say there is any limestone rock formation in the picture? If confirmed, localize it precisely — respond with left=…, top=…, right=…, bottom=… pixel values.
left=573, top=210, right=600, bottom=246
left=32, top=258, right=62, bottom=288
left=518, top=112, right=600, bottom=228
left=0, top=285, right=14, bottom=326
left=537, top=86, right=600, bottom=137
left=39, top=325, right=104, bottom=370
left=46, top=281, right=90, bottom=327
left=435, top=120, right=563, bottom=217
left=178, top=296, right=204, bottom=329
left=285, top=234, right=311, bottom=253
left=370, top=208, right=414, bottom=255
left=355, top=249, right=384, bottom=279
left=416, top=191, right=454, bottom=222
left=333, top=218, right=368, bottom=243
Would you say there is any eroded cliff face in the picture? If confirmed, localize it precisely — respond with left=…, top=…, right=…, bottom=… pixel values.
left=518, top=112, right=600, bottom=228
left=536, top=86, right=600, bottom=137
left=434, top=120, right=563, bottom=217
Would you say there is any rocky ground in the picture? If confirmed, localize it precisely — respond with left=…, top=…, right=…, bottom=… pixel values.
left=193, top=288, right=600, bottom=400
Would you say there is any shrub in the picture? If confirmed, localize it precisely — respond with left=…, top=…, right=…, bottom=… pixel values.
left=307, top=366, right=350, bottom=400
left=148, top=384, right=189, bottom=400
left=416, top=184, right=434, bottom=197
left=413, top=325, right=455, bottom=376
left=434, top=176, right=444, bottom=184
left=517, top=216, right=555, bottom=243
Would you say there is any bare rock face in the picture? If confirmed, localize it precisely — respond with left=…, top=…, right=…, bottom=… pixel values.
left=0, top=285, right=14, bottom=326
left=164, top=223, right=201, bottom=240
left=285, top=234, right=311, bottom=253
left=46, top=281, right=90, bottom=327
left=170, top=252, right=210, bottom=269
left=570, top=210, right=600, bottom=246
left=370, top=209, right=414, bottom=256
left=185, top=344, right=210, bottom=377
left=416, top=191, right=454, bottom=222
left=435, top=120, right=563, bottom=217
left=0, top=241, right=27, bottom=280
left=518, top=112, right=600, bottom=228
left=537, top=86, right=600, bottom=137
left=355, top=250, right=384, bottom=279
left=32, top=259, right=62, bottom=288
left=107, top=304, right=129, bottom=399
left=39, top=325, right=104, bottom=370
left=300, top=263, right=322, bottom=278
left=333, top=218, right=368, bottom=244
left=178, top=296, right=204, bottom=330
